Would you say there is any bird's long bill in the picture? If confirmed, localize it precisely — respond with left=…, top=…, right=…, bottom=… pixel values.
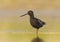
left=20, top=14, right=27, bottom=17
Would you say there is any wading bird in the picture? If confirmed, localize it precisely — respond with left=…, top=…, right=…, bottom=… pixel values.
left=20, top=10, right=45, bottom=37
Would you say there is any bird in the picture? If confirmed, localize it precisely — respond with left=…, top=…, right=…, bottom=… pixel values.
left=20, top=10, right=46, bottom=37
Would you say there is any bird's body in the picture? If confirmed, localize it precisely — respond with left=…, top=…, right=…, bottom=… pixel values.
left=20, top=10, right=46, bottom=37
left=30, top=17, right=45, bottom=29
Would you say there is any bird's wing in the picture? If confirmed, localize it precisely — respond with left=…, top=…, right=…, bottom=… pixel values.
left=34, top=18, right=41, bottom=24
left=37, top=19, right=43, bottom=24
left=37, top=18, right=46, bottom=25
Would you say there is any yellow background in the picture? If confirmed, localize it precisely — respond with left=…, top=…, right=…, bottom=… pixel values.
left=0, top=0, right=60, bottom=42
left=0, top=0, right=60, bottom=10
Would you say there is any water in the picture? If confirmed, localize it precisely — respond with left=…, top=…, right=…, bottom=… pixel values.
left=0, top=33, right=60, bottom=42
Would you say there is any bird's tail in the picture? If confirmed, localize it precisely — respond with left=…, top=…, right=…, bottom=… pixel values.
left=42, top=21, right=46, bottom=25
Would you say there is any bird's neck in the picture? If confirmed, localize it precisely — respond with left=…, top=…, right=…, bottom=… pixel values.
left=29, top=14, right=34, bottom=18
left=30, top=15, right=34, bottom=19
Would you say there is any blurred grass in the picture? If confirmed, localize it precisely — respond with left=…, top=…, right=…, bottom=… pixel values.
left=0, top=17, right=60, bottom=32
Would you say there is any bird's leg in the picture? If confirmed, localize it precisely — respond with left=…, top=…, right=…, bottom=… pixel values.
left=36, top=29, right=38, bottom=37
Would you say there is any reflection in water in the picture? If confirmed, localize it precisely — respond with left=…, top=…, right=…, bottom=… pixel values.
left=31, top=37, right=44, bottom=42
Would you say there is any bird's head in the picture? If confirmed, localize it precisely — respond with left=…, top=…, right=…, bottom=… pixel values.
left=27, top=10, right=33, bottom=16
left=20, top=10, right=34, bottom=17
